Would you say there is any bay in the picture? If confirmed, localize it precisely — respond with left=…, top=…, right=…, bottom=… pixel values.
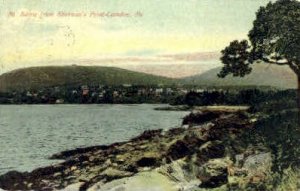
left=0, top=104, right=188, bottom=175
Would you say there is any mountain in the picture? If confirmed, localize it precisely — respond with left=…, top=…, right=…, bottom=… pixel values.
left=0, top=64, right=296, bottom=92
left=181, top=64, right=297, bottom=89
left=0, top=66, right=176, bottom=92
left=119, top=62, right=221, bottom=78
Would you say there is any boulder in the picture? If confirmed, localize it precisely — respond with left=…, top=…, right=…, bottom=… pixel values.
left=198, top=158, right=232, bottom=188
left=243, top=152, right=272, bottom=175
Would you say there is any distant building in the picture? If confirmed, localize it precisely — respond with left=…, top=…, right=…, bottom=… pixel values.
left=138, top=89, right=147, bottom=95
left=196, top=89, right=205, bottom=93
left=55, top=99, right=64, bottom=104
left=81, top=85, right=89, bottom=96
left=81, top=85, right=88, bottom=90
left=82, top=89, right=89, bottom=96
left=179, top=89, right=188, bottom=94
left=165, top=88, right=173, bottom=94
left=113, top=91, right=119, bottom=97
left=122, top=84, right=132, bottom=88
left=26, top=91, right=32, bottom=97
left=155, top=88, right=163, bottom=95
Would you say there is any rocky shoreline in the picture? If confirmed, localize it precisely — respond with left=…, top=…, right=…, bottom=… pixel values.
left=0, top=108, right=298, bottom=191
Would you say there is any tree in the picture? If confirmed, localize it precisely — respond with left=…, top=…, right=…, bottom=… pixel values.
left=185, top=91, right=202, bottom=107
left=218, top=0, right=300, bottom=107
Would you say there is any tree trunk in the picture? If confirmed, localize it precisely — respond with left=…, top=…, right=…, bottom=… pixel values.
left=297, top=76, right=300, bottom=126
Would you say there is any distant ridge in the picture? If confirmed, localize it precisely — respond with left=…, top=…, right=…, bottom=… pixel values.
left=0, top=64, right=296, bottom=92
left=0, top=66, right=176, bottom=92
left=181, top=64, right=297, bottom=89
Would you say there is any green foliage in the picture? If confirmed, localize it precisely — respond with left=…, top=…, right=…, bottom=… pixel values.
left=238, top=106, right=300, bottom=189
left=254, top=110, right=300, bottom=172
left=275, top=167, right=300, bottom=191
left=218, top=40, right=252, bottom=78
left=219, top=0, right=300, bottom=77
left=184, top=91, right=202, bottom=106
left=180, top=89, right=297, bottom=107
left=249, top=89, right=297, bottom=112
left=249, top=0, right=300, bottom=66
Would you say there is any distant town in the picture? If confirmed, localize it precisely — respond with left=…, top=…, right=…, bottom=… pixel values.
left=0, top=84, right=200, bottom=104
left=0, top=83, right=280, bottom=105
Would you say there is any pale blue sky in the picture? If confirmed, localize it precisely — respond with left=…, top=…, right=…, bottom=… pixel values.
left=0, top=0, right=274, bottom=74
left=2, top=0, right=273, bottom=36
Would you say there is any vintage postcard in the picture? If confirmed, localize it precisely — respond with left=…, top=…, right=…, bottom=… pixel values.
left=0, top=0, right=299, bottom=190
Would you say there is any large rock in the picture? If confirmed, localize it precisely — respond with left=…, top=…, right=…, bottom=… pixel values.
left=243, top=152, right=272, bottom=175
left=198, top=158, right=232, bottom=188
left=88, top=171, right=179, bottom=191
left=227, top=151, right=273, bottom=190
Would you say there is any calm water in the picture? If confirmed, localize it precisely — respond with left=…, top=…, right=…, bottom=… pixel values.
left=0, top=104, right=188, bottom=175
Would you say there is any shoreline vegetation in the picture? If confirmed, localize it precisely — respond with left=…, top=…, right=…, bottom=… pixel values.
left=0, top=104, right=299, bottom=191
left=154, top=105, right=249, bottom=112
